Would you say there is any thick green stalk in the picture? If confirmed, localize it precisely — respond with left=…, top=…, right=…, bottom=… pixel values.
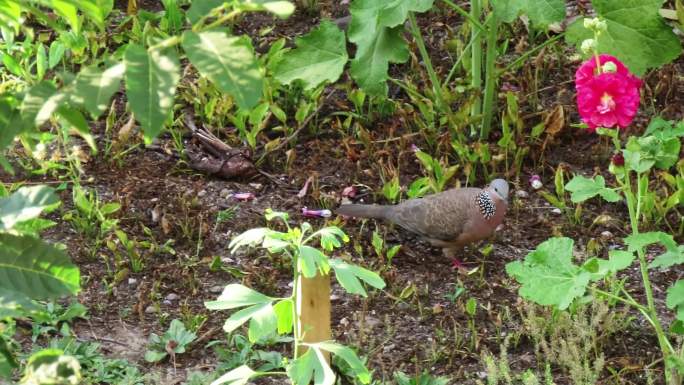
left=479, top=14, right=498, bottom=139
left=470, top=0, right=482, bottom=136
left=623, top=172, right=674, bottom=383
left=408, top=13, right=446, bottom=113
left=291, top=250, right=301, bottom=358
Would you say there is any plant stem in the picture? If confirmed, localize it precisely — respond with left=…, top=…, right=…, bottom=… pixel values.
left=590, top=287, right=649, bottom=314
left=479, top=14, right=498, bottom=139
left=623, top=171, right=674, bottom=382
left=499, top=33, right=564, bottom=75
left=147, top=35, right=182, bottom=51
left=440, top=0, right=486, bottom=32
left=408, top=13, right=446, bottom=113
left=470, top=0, right=482, bottom=136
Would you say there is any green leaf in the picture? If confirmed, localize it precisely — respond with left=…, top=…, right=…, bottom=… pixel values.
left=329, top=259, right=386, bottom=297
left=667, top=280, right=684, bottom=321
left=124, top=44, right=180, bottom=144
left=312, top=226, right=349, bottom=251
left=248, top=302, right=277, bottom=342
left=48, top=40, right=66, bottom=69
left=287, top=348, right=335, bottom=385
left=20, top=81, right=57, bottom=128
left=186, top=0, right=224, bottom=24
left=626, top=232, right=684, bottom=269
left=204, top=284, right=273, bottom=310
left=210, top=365, right=256, bottom=385
left=22, top=349, right=81, bottom=385
left=298, top=245, right=330, bottom=278
left=274, top=20, right=348, bottom=90
left=564, top=175, right=620, bottom=203
left=316, top=342, right=371, bottom=384
left=491, top=0, right=565, bottom=26
left=0, top=98, right=23, bottom=150
left=220, top=303, right=268, bottom=333
left=71, top=63, right=125, bottom=118
left=0, top=234, right=80, bottom=301
left=273, top=299, right=293, bottom=334
left=51, top=0, right=80, bottom=33
left=56, top=105, right=96, bottom=152
left=348, top=0, right=434, bottom=96
left=2, top=53, right=22, bottom=77
left=0, top=185, right=58, bottom=231
left=143, top=350, right=167, bottom=363
left=229, top=227, right=271, bottom=253
left=566, top=0, right=682, bottom=75
left=505, top=237, right=591, bottom=310
left=187, top=0, right=294, bottom=24
left=182, top=31, right=263, bottom=110
left=36, top=43, right=47, bottom=80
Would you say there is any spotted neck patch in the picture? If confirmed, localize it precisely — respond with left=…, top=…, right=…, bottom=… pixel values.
left=476, top=191, right=496, bottom=219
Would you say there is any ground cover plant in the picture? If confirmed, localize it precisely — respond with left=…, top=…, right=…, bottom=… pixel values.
left=1, top=0, right=684, bottom=384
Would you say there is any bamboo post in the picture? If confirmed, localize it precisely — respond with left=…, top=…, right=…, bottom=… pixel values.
left=296, top=272, right=331, bottom=362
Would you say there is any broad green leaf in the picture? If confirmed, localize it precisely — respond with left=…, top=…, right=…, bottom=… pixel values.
left=264, top=209, right=289, bottom=222
left=274, top=20, right=348, bottom=90
left=143, top=350, right=166, bottom=363
left=0, top=335, right=17, bottom=377
left=329, top=259, right=385, bottom=297
left=48, top=40, right=66, bottom=68
left=166, top=319, right=197, bottom=352
left=627, top=232, right=684, bottom=269
left=71, top=63, right=125, bottom=118
left=204, top=283, right=273, bottom=310
left=505, top=237, right=591, bottom=310
left=221, top=303, right=269, bottom=333
left=566, top=0, right=682, bottom=75
left=1, top=53, right=22, bottom=77
left=56, top=106, right=96, bottom=152
left=0, top=234, right=80, bottom=300
left=187, top=0, right=294, bottom=24
left=210, top=365, right=256, bottom=385
left=51, top=0, right=80, bottom=33
left=20, top=81, right=57, bottom=127
left=491, top=0, right=564, bottom=26
left=348, top=0, right=434, bottom=96
left=0, top=185, right=58, bottom=231
left=312, top=226, right=349, bottom=251
left=182, top=31, right=262, bottom=110
left=316, top=342, right=371, bottom=384
left=298, top=245, right=330, bottom=277
left=667, top=280, right=684, bottom=321
left=124, top=44, right=180, bottom=144
left=229, top=227, right=271, bottom=253
left=0, top=98, right=23, bottom=150
left=36, top=43, right=47, bottom=80
left=273, top=299, right=293, bottom=334
left=248, top=302, right=277, bottom=342
left=583, top=250, right=635, bottom=281
left=186, top=0, right=225, bottom=24
left=287, top=347, right=335, bottom=385
left=564, top=175, right=620, bottom=203
left=22, top=349, right=81, bottom=385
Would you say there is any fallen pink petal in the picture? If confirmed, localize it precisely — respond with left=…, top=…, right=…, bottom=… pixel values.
left=231, top=192, right=255, bottom=201
left=342, top=185, right=357, bottom=198
left=301, top=207, right=332, bottom=218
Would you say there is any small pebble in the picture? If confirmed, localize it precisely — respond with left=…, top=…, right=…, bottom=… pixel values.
left=330, top=294, right=340, bottom=301
left=162, top=300, right=172, bottom=306
left=219, top=188, right=231, bottom=198
left=249, top=183, right=263, bottom=190
left=551, top=208, right=562, bottom=214
left=339, top=317, right=349, bottom=326
left=165, top=293, right=179, bottom=301
left=145, top=305, right=156, bottom=314
left=515, top=190, right=529, bottom=198
left=197, top=190, right=207, bottom=198
left=128, top=278, right=138, bottom=286
left=600, top=230, right=614, bottom=240
left=209, top=285, right=223, bottom=294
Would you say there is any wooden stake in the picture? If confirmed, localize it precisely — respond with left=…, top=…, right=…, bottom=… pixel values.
left=296, top=273, right=331, bottom=362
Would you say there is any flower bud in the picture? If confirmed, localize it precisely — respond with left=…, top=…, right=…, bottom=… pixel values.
left=584, top=17, right=599, bottom=30
left=581, top=39, right=597, bottom=55
left=594, top=19, right=607, bottom=33
left=601, top=61, right=617, bottom=73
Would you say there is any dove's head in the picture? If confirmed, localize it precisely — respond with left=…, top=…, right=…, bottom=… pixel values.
left=488, top=179, right=509, bottom=201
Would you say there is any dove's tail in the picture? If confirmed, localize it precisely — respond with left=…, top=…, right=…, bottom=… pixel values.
left=336, top=204, right=390, bottom=219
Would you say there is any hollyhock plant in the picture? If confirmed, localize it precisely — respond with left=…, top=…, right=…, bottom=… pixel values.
left=575, top=54, right=642, bottom=131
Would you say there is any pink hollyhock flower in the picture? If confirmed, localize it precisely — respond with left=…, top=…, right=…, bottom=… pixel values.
left=575, top=55, right=641, bottom=130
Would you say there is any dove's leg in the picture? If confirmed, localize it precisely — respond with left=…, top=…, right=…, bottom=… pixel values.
left=443, top=247, right=466, bottom=270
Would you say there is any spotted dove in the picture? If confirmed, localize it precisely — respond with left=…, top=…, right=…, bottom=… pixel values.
left=337, top=179, right=509, bottom=259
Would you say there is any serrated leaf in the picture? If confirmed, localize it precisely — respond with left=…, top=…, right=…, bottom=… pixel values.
left=205, top=284, right=273, bottom=310
left=505, top=237, right=591, bottom=310
left=329, top=259, right=386, bottom=297
left=566, top=0, right=682, bottom=75
left=71, top=63, right=124, bottom=118
left=229, top=227, right=271, bottom=253
left=274, top=20, right=348, bottom=90
left=565, top=175, right=620, bottom=203
left=287, top=348, right=335, bottom=385
left=124, top=44, right=180, bottom=144
left=585, top=250, right=635, bottom=281
left=298, top=245, right=330, bottom=278
left=0, top=234, right=80, bottom=301
left=312, top=226, right=348, bottom=251
left=667, top=280, right=684, bottom=321
left=0, top=186, right=58, bottom=231
left=182, top=31, right=263, bottom=110
left=210, top=365, right=256, bottom=385
left=492, top=0, right=564, bottom=26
